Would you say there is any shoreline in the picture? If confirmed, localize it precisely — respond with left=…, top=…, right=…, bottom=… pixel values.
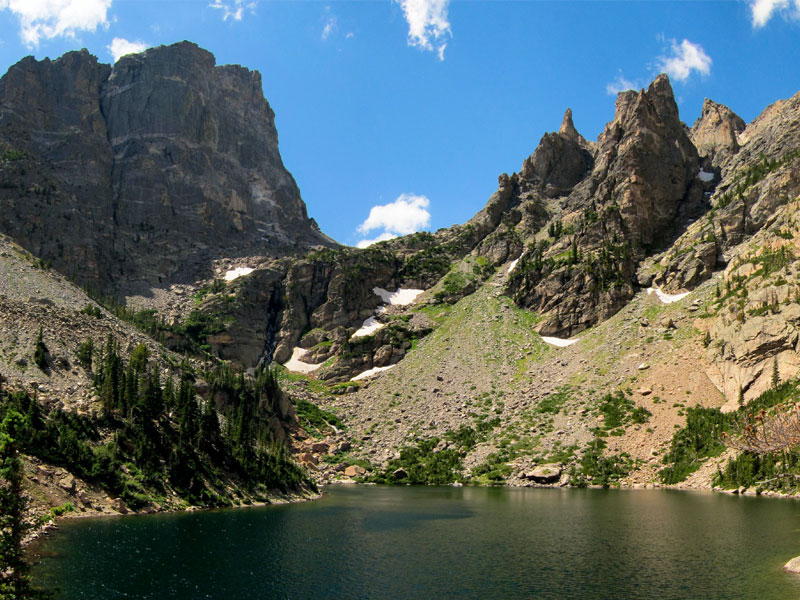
left=24, top=485, right=322, bottom=551
left=29, top=476, right=800, bottom=551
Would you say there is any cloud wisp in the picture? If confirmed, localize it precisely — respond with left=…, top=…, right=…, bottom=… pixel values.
left=606, top=72, right=640, bottom=95
left=209, top=0, right=256, bottom=22
left=750, top=0, right=800, bottom=27
left=0, top=0, right=111, bottom=47
left=656, top=38, right=712, bottom=82
left=107, top=37, right=148, bottom=62
left=322, top=15, right=337, bottom=40
left=396, top=0, right=451, bottom=60
left=356, top=193, right=431, bottom=248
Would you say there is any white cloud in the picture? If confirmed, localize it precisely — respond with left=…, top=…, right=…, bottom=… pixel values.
left=606, top=72, right=639, bottom=95
left=356, top=232, right=397, bottom=249
left=346, top=31, right=354, bottom=39
left=322, top=15, right=337, bottom=40
left=358, top=194, right=431, bottom=235
left=0, top=0, right=111, bottom=47
left=208, top=0, right=256, bottom=21
left=749, top=0, right=800, bottom=27
left=656, top=38, right=712, bottom=82
left=396, top=0, right=451, bottom=60
left=356, top=193, right=431, bottom=247
left=107, top=37, right=148, bottom=62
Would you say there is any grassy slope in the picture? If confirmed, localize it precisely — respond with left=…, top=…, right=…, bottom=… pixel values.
left=313, top=263, right=725, bottom=486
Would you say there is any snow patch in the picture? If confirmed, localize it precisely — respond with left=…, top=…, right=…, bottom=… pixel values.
left=647, top=287, right=690, bottom=304
left=541, top=336, right=580, bottom=347
left=351, top=316, right=385, bottom=339
left=373, top=287, right=424, bottom=306
left=697, top=169, right=714, bottom=183
left=283, top=347, right=322, bottom=374
left=224, top=267, right=254, bottom=282
left=350, top=364, right=395, bottom=381
left=507, top=258, right=520, bottom=274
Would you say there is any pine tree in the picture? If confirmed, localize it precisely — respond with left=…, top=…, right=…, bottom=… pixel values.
left=0, top=408, right=47, bottom=599
left=772, top=357, right=780, bottom=390
left=32, top=328, right=47, bottom=371
left=76, top=338, right=93, bottom=371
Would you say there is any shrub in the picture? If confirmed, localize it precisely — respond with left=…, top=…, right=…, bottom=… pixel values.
left=33, top=327, right=48, bottom=370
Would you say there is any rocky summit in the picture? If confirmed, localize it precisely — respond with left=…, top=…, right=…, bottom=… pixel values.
left=0, top=41, right=333, bottom=296
left=3, top=42, right=800, bottom=522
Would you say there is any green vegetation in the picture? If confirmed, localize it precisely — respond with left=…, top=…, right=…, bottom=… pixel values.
left=1, top=146, right=27, bottom=162
left=194, top=279, right=226, bottom=303
left=751, top=245, right=794, bottom=279
left=76, top=338, right=94, bottom=370
left=434, top=270, right=476, bottom=304
left=82, top=287, right=228, bottom=357
left=33, top=327, right=47, bottom=371
left=369, top=437, right=467, bottom=485
left=658, top=407, right=732, bottom=484
left=715, top=150, right=800, bottom=210
left=714, top=381, right=800, bottom=492
left=36, top=502, right=76, bottom=527
left=536, top=386, right=572, bottom=414
left=471, top=256, right=494, bottom=279
left=569, top=438, right=636, bottom=487
left=658, top=381, right=800, bottom=485
left=596, top=391, right=651, bottom=431
left=471, top=452, right=513, bottom=483
left=80, top=303, right=103, bottom=318
left=369, top=425, right=492, bottom=485
left=0, top=343, right=312, bottom=510
left=0, top=404, right=50, bottom=599
left=294, top=399, right=344, bottom=437
left=564, top=389, right=648, bottom=487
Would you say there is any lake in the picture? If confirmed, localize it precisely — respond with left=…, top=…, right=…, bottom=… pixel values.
left=32, top=485, right=800, bottom=599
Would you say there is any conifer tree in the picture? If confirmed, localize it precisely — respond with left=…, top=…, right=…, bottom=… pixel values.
left=0, top=407, right=47, bottom=599
left=772, top=357, right=780, bottom=390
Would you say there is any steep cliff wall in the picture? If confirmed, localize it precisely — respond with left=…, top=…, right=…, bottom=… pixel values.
left=0, top=42, right=333, bottom=293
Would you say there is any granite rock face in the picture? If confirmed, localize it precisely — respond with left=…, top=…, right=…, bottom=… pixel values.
left=506, top=74, right=703, bottom=336
left=0, top=42, right=332, bottom=293
left=690, top=98, right=746, bottom=172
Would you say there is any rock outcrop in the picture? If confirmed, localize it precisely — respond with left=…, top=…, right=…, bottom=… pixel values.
left=690, top=98, right=746, bottom=171
left=0, top=42, right=333, bottom=294
left=506, top=74, right=703, bottom=336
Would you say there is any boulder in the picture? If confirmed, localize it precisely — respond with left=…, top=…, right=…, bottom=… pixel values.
left=526, top=465, right=562, bottom=484
left=344, top=465, right=366, bottom=477
left=785, top=557, right=800, bottom=574
left=392, top=468, right=409, bottom=480
left=311, top=442, right=330, bottom=454
left=299, top=452, right=319, bottom=466
left=57, top=474, right=76, bottom=493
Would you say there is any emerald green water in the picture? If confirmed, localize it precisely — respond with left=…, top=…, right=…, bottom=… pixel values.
left=32, top=486, right=800, bottom=599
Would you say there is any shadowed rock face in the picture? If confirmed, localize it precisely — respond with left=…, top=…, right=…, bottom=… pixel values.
left=0, top=42, right=333, bottom=293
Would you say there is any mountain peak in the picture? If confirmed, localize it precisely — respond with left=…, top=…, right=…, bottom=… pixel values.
left=0, top=43, right=335, bottom=294
left=690, top=98, right=745, bottom=168
left=559, top=108, right=579, bottom=142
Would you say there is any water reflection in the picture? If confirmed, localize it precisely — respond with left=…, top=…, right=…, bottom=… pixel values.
left=33, top=486, right=800, bottom=600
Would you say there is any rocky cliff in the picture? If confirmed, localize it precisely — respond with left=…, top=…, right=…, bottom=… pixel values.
left=504, top=75, right=704, bottom=336
left=0, top=42, right=333, bottom=295
left=3, top=43, right=800, bottom=502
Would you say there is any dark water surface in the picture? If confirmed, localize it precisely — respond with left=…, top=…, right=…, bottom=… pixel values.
left=32, top=486, right=800, bottom=599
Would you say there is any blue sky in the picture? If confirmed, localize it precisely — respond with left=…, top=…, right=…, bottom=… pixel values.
left=1, top=0, right=799, bottom=247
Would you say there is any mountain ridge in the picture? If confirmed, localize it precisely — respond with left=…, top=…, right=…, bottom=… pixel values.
left=2, top=43, right=800, bottom=516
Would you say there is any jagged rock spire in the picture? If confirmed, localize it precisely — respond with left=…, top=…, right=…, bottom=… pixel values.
left=559, top=108, right=579, bottom=142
